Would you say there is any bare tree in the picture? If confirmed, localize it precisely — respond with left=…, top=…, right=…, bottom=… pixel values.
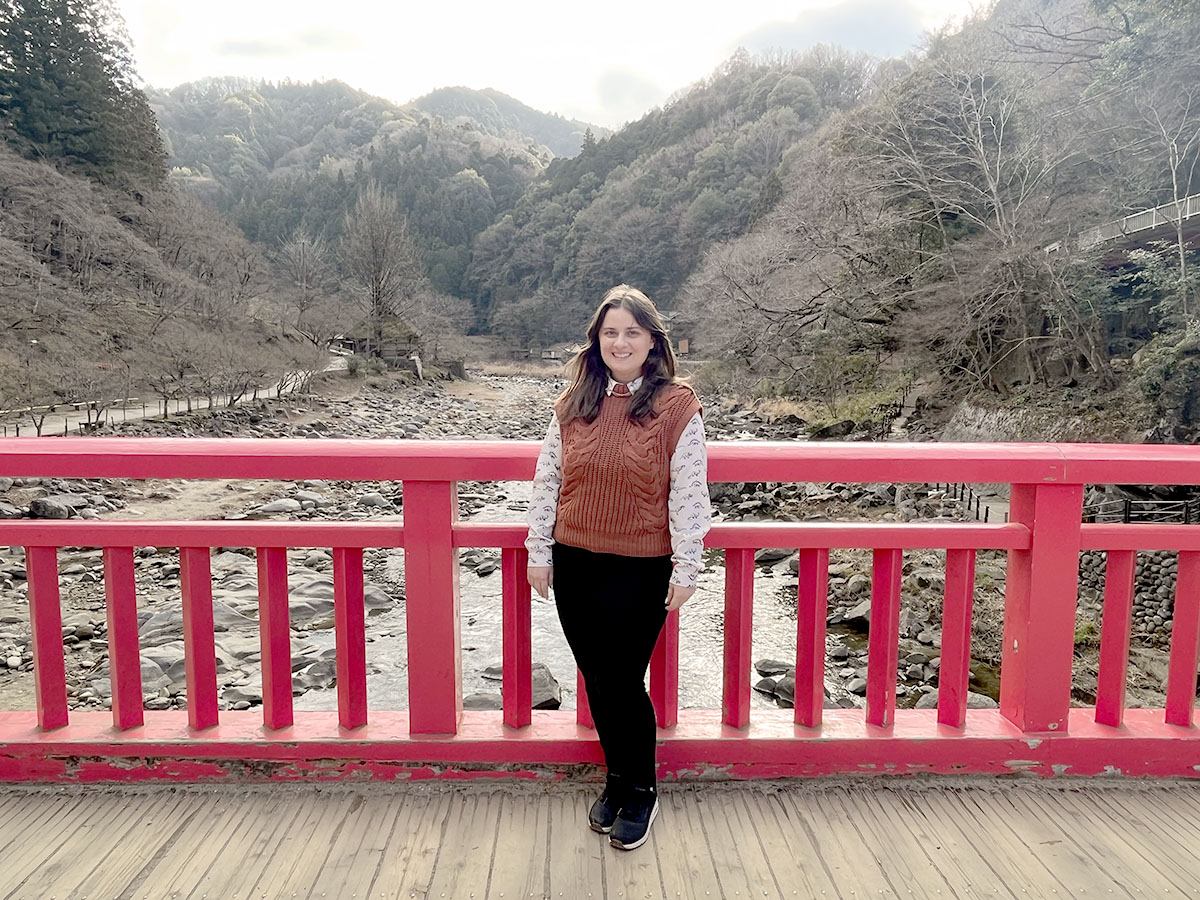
left=340, top=181, right=425, bottom=357
left=1131, top=69, right=1200, bottom=319
left=276, top=226, right=333, bottom=338
left=406, top=287, right=473, bottom=361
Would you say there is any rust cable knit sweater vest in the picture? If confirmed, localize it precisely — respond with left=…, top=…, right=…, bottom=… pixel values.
left=553, top=383, right=702, bottom=557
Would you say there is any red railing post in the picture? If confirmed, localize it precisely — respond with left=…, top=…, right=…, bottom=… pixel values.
left=866, top=548, right=903, bottom=727
left=103, top=547, right=143, bottom=730
left=501, top=547, right=532, bottom=729
left=937, top=549, right=976, bottom=728
left=651, top=609, right=680, bottom=728
left=1166, top=551, right=1200, bottom=727
left=333, top=547, right=368, bottom=730
left=723, top=548, right=755, bottom=728
left=402, top=480, right=462, bottom=735
left=26, top=546, right=68, bottom=731
left=179, top=547, right=219, bottom=730
left=256, top=546, right=293, bottom=730
left=1095, top=550, right=1136, bottom=727
left=1000, top=483, right=1083, bottom=734
left=795, top=548, right=829, bottom=728
left=577, top=670, right=593, bottom=729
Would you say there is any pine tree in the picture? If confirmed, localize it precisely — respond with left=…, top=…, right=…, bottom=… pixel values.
left=0, top=0, right=166, bottom=186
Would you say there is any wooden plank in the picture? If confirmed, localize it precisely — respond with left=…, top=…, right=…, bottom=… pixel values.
left=985, top=788, right=1143, bottom=893
left=1098, top=788, right=1200, bottom=885
left=957, top=788, right=1110, bottom=894
left=10, top=791, right=175, bottom=898
left=1023, top=788, right=1193, bottom=893
left=0, top=791, right=141, bottom=897
left=134, top=789, right=257, bottom=897
left=488, top=791, right=550, bottom=900
left=836, top=785, right=961, bottom=897
left=905, top=788, right=1057, bottom=896
left=425, top=790, right=502, bottom=899
left=258, top=794, right=355, bottom=897
left=0, top=791, right=76, bottom=856
left=71, top=790, right=201, bottom=899
left=735, top=789, right=838, bottom=897
left=787, top=789, right=898, bottom=896
left=873, top=787, right=1020, bottom=899
left=201, top=793, right=310, bottom=899
left=692, top=788, right=781, bottom=898
left=310, top=793, right=405, bottom=900
left=654, top=789, right=723, bottom=898
left=370, top=790, right=453, bottom=898
left=547, top=788, right=605, bottom=899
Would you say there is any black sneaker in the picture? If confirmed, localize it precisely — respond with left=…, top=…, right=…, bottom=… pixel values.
left=609, top=786, right=659, bottom=850
left=588, top=777, right=625, bottom=834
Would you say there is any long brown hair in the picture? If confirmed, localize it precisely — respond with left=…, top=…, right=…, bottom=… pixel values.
left=557, top=285, right=682, bottom=425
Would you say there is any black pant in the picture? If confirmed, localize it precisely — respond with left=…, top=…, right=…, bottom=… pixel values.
left=553, top=542, right=671, bottom=789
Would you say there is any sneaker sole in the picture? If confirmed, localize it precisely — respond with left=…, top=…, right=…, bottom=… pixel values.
left=609, top=799, right=658, bottom=851
left=589, top=822, right=614, bottom=834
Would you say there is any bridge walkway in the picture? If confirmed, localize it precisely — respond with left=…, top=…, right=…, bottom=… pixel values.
left=1, top=779, right=1198, bottom=899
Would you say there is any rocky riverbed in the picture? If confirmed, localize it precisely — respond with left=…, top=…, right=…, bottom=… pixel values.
left=0, top=369, right=1173, bottom=716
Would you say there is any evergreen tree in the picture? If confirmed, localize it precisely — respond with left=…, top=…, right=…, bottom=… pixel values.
left=0, top=0, right=165, bottom=185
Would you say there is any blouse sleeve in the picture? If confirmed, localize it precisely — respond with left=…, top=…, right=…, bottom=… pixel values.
left=668, top=412, right=711, bottom=588
left=524, top=413, right=562, bottom=567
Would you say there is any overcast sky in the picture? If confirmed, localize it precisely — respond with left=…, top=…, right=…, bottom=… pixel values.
left=116, top=0, right=981, bottom=129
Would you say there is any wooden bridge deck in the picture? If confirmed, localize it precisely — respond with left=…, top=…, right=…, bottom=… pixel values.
left=1, top=779, right=1198, bottom=899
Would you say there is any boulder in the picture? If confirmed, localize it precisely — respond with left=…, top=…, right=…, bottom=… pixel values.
left=29, top=498, right=70, bottom=519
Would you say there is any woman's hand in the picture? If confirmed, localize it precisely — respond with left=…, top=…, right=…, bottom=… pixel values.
left=528, top=565, right=553, bottom=599
left=665, top=583, right=695, bottom=612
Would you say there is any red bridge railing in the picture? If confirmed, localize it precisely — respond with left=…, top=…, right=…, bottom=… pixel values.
left=1, top=437, right=1199, bottom=781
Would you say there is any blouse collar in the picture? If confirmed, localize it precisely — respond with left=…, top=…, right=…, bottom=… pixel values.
left=606, top=375, right=644, bottom=396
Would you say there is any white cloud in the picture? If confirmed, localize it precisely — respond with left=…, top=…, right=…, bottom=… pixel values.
left=115, top=0, right=979, bottom=128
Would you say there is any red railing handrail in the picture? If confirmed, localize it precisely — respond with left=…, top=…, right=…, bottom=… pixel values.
left=6, top=436, right=1200, bottom=484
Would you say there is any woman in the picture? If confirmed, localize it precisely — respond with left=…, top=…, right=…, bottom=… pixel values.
left=526, top=284, right=711, bottom=851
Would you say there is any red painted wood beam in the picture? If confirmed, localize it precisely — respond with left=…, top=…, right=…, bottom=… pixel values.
left=3, top=710, right=1200, bottom=782
left=103, top=547, right=143, bottom=730
left=795, top=548, right=829, bottom=729
left=179, top=548, right=219, bottom=731
left=333, top=548, right=368, bottom=731
left=26, top=547, right=67, bottom=731
left=8, top=437, right=1200, bottom=487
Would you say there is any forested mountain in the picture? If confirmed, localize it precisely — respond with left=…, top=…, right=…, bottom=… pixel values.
left=150, top=48, right=870, bottom=337
left=412, top=86, right=609, bottom=158
left=150, top=79, right=557, bottom=297
left=471, top=46, right=872, bottom=341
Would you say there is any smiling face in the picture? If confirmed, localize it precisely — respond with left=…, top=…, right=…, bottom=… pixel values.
left=598, top=305, right=654, bottom=384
